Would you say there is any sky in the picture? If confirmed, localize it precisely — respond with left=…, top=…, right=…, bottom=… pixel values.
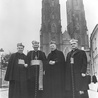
left=0, top=0, right=98, bottom=54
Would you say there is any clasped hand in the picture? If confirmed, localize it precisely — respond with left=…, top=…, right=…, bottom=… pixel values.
left=24, top=64, right=28, bottom=67
left=49, top=60, right=55, bottom=65
left=81, top=73, right=86, bottom=77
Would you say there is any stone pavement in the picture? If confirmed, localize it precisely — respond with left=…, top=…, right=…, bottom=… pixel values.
left=88, top=90, right=98, bottom=98
left=88, top=82, right=98, bottom=98
left=0, top=88, right=98, bottom=98
left=0, top=88, right=8, bottom=98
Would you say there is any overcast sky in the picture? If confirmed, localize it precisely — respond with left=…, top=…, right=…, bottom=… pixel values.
left=0, top=0, right=98, bottom=54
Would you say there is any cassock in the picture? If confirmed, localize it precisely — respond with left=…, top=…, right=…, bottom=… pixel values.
left=44, top=49, right=66, bottom=98
left=26, top=50, right=46, bottom=98
left=5, top=52, right=28, bottom=98
left=65, top=49, right=89, bottom=98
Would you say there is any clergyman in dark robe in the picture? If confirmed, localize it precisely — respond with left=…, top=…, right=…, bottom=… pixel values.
left=65, top=39, right=89, bottom=98
left=5, top=43, right=28, bottom=98
left=26, top=40, right=46, bottom=98
left=43, top=40, right=66, bottom=98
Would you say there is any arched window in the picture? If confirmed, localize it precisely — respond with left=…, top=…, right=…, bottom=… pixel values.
left=52, top=0, right=54, bottom=6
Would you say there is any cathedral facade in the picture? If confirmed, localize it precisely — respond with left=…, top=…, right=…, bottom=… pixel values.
left=66, top=0, right=89, bottom=49
left=40, top=0, right=89, bottom=56
left=40, top=0, right=63, bottom=55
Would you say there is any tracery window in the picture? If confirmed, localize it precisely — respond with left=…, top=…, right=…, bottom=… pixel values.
left=52, top=0, right=54, bottom=6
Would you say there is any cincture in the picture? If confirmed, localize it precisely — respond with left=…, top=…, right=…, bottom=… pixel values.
left=30, top=60, right=44, bottom=90
left=18, top=59, right=25, bottom=64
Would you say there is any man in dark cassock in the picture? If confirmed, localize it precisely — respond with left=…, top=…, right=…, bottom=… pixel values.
left=65, top=39, right=89, bottom=98
left=5, top=43, right=28, bottom=98
left=26, top=40, right=46, bottom=98
left=43, top=40, right=66, bottom=98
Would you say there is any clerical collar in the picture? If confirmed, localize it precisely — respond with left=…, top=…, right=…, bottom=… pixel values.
left=51, top=49, right=57, bottom=53
left=72, top=48, right=78, bottom=52
left=34, top=50, right=38, bottom=52
left=17, top=52, right=23, bottom=54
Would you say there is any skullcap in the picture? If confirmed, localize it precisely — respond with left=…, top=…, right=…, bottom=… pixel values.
left=32, top=40, right=39, bottom=47
left=49, top=40, right=56, bottom=45
left=17, top=43, right=24, bottom=47
left=70, top=39, right=78, bottom=44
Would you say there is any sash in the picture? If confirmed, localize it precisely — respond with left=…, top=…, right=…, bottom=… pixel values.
left=31, top=60, right=44, bottom=90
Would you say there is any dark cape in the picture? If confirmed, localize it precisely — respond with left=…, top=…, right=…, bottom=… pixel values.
left=43, top=49, right=66, bottom=98
left=65, top=49, right=89, bottom=98
left=5, top=52, right=28, bottom=98
left=26, top=50, right=46, bottom=98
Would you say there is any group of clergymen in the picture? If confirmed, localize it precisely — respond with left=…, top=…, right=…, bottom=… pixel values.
left=4, top=39, right=90, bottom=98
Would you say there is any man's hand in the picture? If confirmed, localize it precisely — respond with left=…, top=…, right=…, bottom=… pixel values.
left=79, top=91, right=84, bottom=94
left=24, top=64, right=28, bottom=67
left=49, top=60, right=55, bottom=65
left=81, top=73, right=86, bottom=77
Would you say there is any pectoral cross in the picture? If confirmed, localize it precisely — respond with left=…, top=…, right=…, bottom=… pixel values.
left=35, top=55, right=38, bottom=60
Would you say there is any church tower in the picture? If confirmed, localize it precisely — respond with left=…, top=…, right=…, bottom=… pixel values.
left=40, top=0, right=62, bottom=55
left=66, top=0, right=89, bottom=49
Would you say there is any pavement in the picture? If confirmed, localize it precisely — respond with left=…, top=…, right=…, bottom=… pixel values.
left=88, top=82, right=98, bottom=98
left=0, top=87, right=8, bottom=98
left=0, top=87, right=98, bottom=98
left=88, top=90, right=98, bottom=98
